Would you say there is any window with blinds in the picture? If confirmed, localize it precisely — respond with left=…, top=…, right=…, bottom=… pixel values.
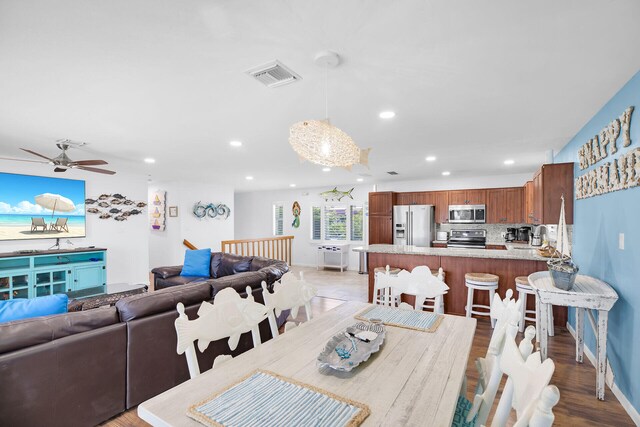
left=350, top=205, right=364, bottom=241
left=323, top=205, right=347, bottom=240
left=311, top=206, right=322, bottom=240
left=273, top=203, right=284, bottom=236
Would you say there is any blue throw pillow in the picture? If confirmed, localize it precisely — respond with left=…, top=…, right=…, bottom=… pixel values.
left=0, top=294, right=69, bottom=323
left=181, top=248, right=212, bottom=277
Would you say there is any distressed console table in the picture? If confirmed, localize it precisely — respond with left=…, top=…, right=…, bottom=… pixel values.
left=528, top=271, right=618, bottom=400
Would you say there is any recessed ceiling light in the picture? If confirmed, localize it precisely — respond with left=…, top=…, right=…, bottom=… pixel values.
left=245, top=176, right=254, bottom=180
left=356, top=178, right=364, bottom=182
left=442, top=171, right=451, bottom=176
left=504, top=159, right=515, bottom=165
left=425, top=156, right=436, bottom=162
left=229, top=140, right=242, bottom=147
left=322, top=167, right=331, bottom=172
left=379, top=111, right=396, bottom=119
left=289, top=184, right=296, bottom=187
left=144, top=158, right=155, bottom=164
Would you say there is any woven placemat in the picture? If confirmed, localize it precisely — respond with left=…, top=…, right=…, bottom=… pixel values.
left=355, top=305, right=444, bottom=332
left=187, top=369, right=370, bottom=427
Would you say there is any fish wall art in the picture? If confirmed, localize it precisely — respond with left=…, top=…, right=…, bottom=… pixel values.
left=85, top=193, right=148, bottom=222
left=320, top=187, right=354, bottom=201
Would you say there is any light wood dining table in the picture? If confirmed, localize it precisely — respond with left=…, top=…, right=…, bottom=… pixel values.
left=138, top=301, right=477, bottom=427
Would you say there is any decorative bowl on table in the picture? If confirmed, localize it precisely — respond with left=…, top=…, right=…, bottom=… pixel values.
left=317, top=323, right=386, bottom=372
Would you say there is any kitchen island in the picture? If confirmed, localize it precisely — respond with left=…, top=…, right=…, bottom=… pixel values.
left=354, top=244, right=566, bottom=326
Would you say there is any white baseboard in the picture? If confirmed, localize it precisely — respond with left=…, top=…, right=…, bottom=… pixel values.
left=566, top=322, right=640, bottom=426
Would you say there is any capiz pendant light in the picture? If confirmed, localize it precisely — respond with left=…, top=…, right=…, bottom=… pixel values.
left=289, top=51, right=370, bottom=170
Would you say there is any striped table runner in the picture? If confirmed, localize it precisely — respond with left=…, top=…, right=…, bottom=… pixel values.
left=188, top=370, right=370, bottom=427
left=355, top=305, right=443, bottom=332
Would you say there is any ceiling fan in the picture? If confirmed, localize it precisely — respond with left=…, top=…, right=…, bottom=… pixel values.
left=0, top=140, right=116, bottom=175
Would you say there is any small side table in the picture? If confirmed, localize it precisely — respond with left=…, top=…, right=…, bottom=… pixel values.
left=528, top=271, right=618, bottom=400
left=316, top=244, right=349, bottom=272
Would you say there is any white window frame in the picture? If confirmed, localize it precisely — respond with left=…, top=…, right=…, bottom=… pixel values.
left=310, top=202, right=365, bottom=243
left=272, top=202, right=284, bottom=236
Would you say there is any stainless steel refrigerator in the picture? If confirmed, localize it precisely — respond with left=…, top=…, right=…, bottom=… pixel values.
left=393, top=205, right=436, bottom=247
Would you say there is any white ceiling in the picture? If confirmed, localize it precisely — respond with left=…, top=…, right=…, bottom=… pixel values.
left=1, top=0, right=639, bottom=191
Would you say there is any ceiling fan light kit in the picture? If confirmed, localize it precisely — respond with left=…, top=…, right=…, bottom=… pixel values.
left=0, top=140, right=116, bottom=175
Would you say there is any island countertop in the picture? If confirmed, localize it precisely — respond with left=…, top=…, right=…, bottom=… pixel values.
left=353, top=243, right=549, bottom=262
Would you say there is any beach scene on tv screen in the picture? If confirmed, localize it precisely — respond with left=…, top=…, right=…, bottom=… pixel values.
left=0, top=173, right=86, bottom=241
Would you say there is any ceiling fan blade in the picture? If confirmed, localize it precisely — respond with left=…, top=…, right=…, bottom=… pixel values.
left=0, top=157, right=50, bottom=164
left=20, top=148, right=54, bottom=161
left=76, top=165, right=116, bottom=175
left=69, top=160, right=108, bottom=166
left=54, top=167, right=67, bottom=173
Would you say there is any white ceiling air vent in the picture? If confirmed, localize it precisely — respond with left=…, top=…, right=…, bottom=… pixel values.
left=246, top=60, right=302, bottom=88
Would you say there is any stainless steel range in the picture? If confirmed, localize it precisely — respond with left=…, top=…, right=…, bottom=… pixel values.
left=447, top=229, right=487, bottom=249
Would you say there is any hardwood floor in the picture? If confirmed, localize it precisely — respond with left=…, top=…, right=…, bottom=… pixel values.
left=102, top=267, right=633, bottom=426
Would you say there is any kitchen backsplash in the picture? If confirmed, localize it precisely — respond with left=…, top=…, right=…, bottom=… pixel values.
left=436, top=223, right=572, bottom=245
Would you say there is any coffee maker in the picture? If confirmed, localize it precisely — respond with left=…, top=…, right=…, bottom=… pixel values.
left=517, top=226, right=532, bottom=242
left=505, top=227, right=516, bottom=242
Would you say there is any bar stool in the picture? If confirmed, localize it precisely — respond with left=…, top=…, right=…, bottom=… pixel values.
left=373, top=266, right=401, bottom=306
left=515, top=275, right=554, bottom=337
left=465, top=273, right=499, bottom=328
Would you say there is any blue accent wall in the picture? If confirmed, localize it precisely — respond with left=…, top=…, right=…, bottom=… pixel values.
left=554, top=70, right=640, bottom=413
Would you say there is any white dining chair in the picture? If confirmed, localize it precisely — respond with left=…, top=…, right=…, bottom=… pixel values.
left=387, top=266, right=450, bottom=313
left=461, top=294, right=528, bottom=427
left=476, top=289, right=520, bottom=393
left=174, top=286, right=270, bottom=379
left=454, top=319, right=559, bottom=427
left=261, top=271, right=318, bottom=337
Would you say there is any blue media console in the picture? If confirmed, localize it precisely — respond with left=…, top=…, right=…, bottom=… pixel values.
left=0, top=248, right=107, bottom=300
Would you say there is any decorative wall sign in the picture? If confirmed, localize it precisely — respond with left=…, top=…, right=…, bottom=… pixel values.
left=169, top=206, right=178, bottom=217
left=319, top=187, right=354, bottom=201
left=193, top=201, right=231, bottom=219
left=575, top=105, right=639, bottom=199
left=85, top=193, right=147, bottom=221
left=150, top=191, right=166, bottom=230
left=291, top=201, right=301, bottom=228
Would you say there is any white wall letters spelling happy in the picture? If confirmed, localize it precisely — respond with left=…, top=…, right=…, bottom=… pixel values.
left=575, top=106, right=639, bottom=199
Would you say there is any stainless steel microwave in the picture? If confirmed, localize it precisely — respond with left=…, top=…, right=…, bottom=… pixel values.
left=448, top=204, right=486, bottom=223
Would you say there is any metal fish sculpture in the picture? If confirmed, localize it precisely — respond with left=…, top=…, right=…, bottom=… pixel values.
left=110, top=198, right=123, bottom=205
left=128, top=209, right=143, bottom=215
left=98, top=194, right=111, bottom=200
left=320, top=187, right=354, bottom=201
left=99, top=213, right=112, bottom=219
left=98, top=201, right=110, bottom=208
left=123, top=199, right=135, bottom=205
left=86, top=208, right=100, bottom=214
left=174, top=286, right=270, bottom=354
left=112, top=193, right=125, bottom=199
left=261, top=272, right=317, bottom=319
left=136, top=202, right=147, bottom=208
left=114, top=215, right=127, bottom=221
left=109, top=208, right=121, bottom=214
left=85, top=198, right=97, bottom=205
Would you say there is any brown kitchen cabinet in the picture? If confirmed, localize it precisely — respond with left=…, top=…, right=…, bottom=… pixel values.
left=524, top=181, right=534, bottom=224
left=395, top=192, right=426, bottom=206
left=487, top=187, right=524, bottom=224
left=528, top=163, right=573, bottom=224
left=429, top=191, right=449, bottom=223
left=368, top=192, right=395, bottom=216
left=448, top=189, right=486, bottom=205
left=368, top=215, right=394, bottom=244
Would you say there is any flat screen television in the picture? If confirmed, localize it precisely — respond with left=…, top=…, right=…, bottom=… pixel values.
left=0, top=172, right=86, bottom=241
